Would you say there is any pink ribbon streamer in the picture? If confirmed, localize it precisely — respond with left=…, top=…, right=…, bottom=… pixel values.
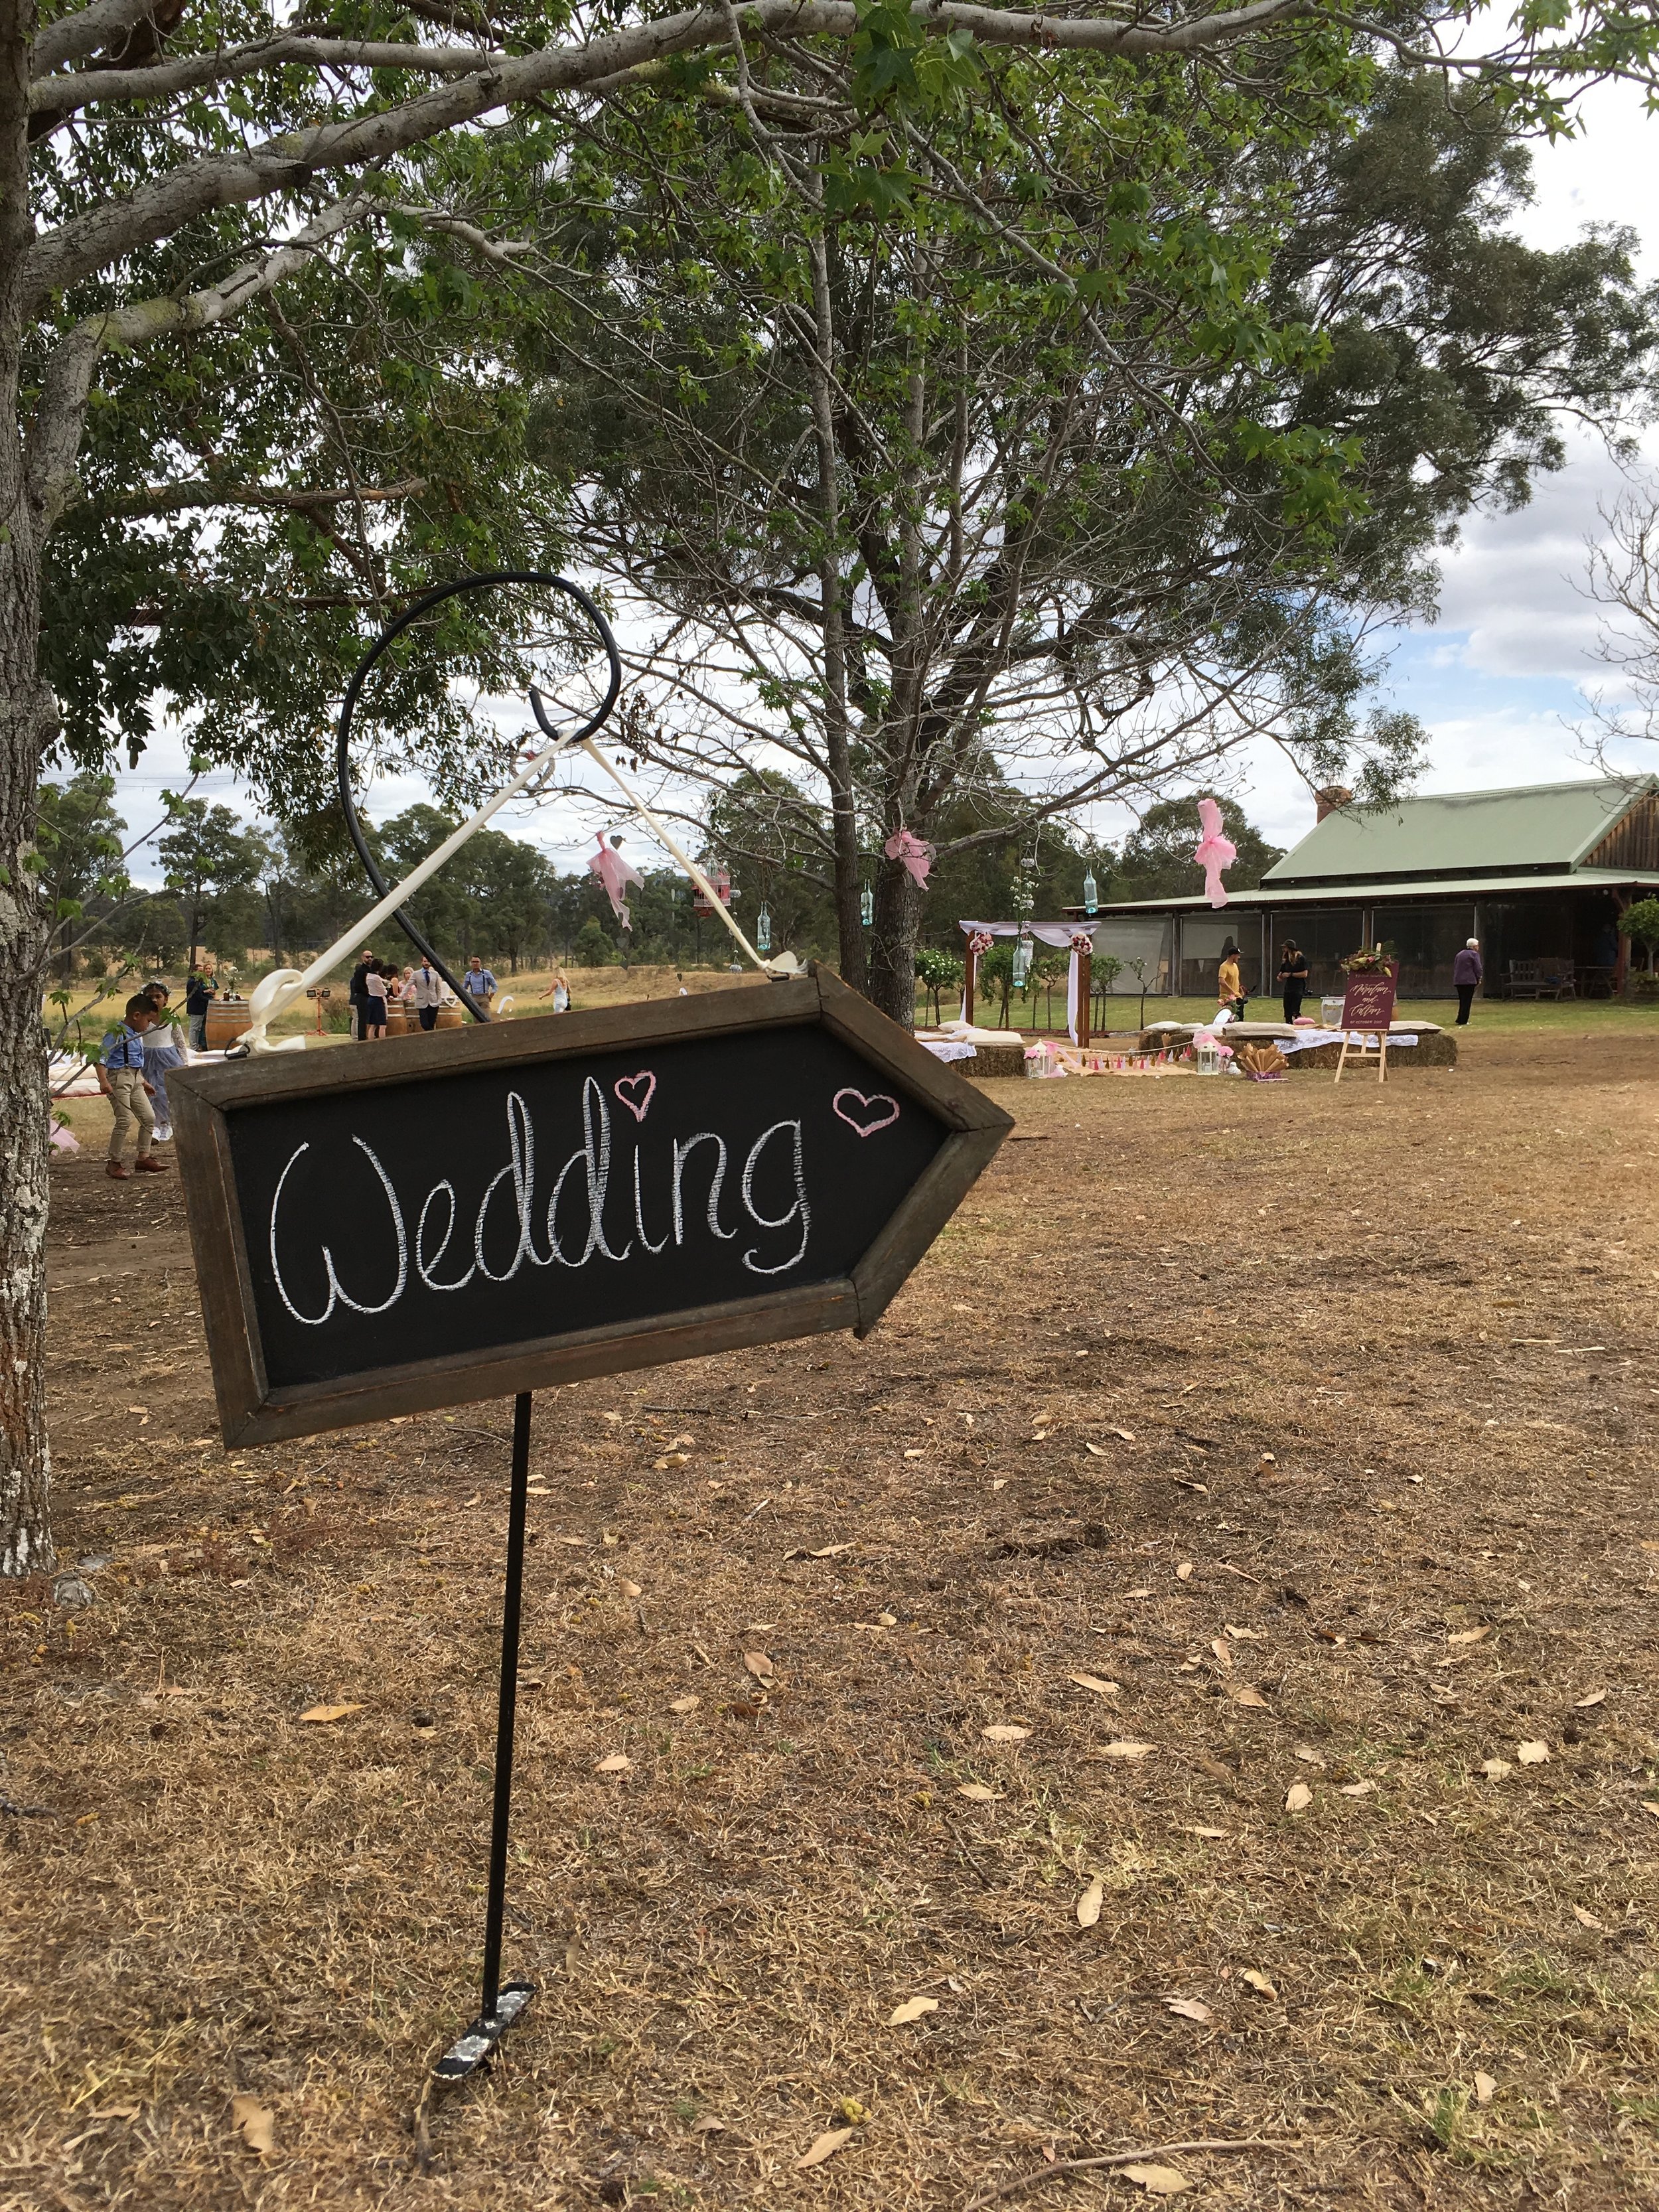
left=588, top=832, right=646, bottom=929
left=884, top=829, right=935, bottom=888
left=1193, top=796, right=1236, bottom=909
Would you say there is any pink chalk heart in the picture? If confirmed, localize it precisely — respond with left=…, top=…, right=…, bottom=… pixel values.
left=614, top=1070, right=657, bottom=1122
left=831, top=1087, right=900, bottom=1139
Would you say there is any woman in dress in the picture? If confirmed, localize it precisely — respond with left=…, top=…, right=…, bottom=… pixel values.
left=139, top=981, right=188, bottom=1142
left=361, top=960, right=390, bottom=1039
left=540, top=966, right=571, bottom=1013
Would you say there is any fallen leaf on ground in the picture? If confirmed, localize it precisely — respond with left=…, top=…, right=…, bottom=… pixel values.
left=230, top=2096, right=274, bottom=2156
left=1210, top=1637, right=1233, bottom=1671
left=1474, top=2071, right=1496, bottom=2106
left=1175, top=1561, right=1193, bottom=1580
left=1232, top=1685, right=1269, bottom=1709
left=619, top=1578, right=642, bottom=1599
left=1225, top=1624, right=1264, bottom=1641
left=1110, top=1428, right=1136, bottom=1442
left=1338, top=1779, right=1376, bottom=1797
left=743, top=1651, right=774, bottom=1680
left=956, top=1783, right=999, bottom=1803
left=1284, top=1781, right=1313, bottom=1813
left=1240, top=1968, right=1278, bottom=1998
left=903, top=1448, right=926, bottom=1459
left=1067, top=1672, right=1120, bottom=1697
left=1447, top=1626, right=1491, bottom=1646
left=595, top=1753, right=631, bottom=1773
left=810, top=1542, right=853, bottom=1558
left=1123, top=1587, right=1153, bottom=1600
left=669, top=1695, right=700, bottom=1716
left=1516, top=1739, right=1550, bottom=1765
left=1572, top=1905, right=1605, bottom=1931
left=1163, top=1998, right=1212, bottom=2024
left=794, top=2128, right=855, bottom=2170
left=981, top=1724, right=1031, bottom=1743
left=1121, top=2166, right=1190, bottom=2195
left=1481, top=1758, right=1513, bottom=1781
left=1095, top=1740, right=1156, bottom=1761
left=1575, top=1688, right=1608, bottom=1709
left=1189, top=1826, right=1228, bottom=1840
left=1076, top=1876, right=1104, bottom=1928
left=1641, top=1800, right=1659, bottom=1819
left=1084, top=1442, right=1109, bottom=1457
left=298, top=1703, right=364, bottom=1725
left=887, top=1996, right=939, bottom=2025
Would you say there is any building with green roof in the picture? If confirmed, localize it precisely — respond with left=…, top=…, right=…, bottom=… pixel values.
left=1066, top=774, right=1659, bottom=1000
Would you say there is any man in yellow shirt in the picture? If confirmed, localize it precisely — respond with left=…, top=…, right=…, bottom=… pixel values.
left=1217, top=943, right=1246, bottom=1021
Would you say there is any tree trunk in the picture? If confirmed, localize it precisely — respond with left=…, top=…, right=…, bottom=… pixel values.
left=0, top=0, right=57, bottom=1574
left=866, top=856, right=922, bottom=1029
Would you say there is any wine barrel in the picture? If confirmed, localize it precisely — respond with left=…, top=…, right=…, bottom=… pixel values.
left=384, top=1007, right=411, bottom=1038
left=203, top=998, right=251, bottom=1051
left=435, top=1005, right=465, bottom=1030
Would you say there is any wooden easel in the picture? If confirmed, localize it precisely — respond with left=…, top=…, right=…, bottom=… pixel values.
left=1333, top=1028, right=1388, bottom=1084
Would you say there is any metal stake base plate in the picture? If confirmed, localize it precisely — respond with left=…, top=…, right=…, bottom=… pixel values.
left=433, top=1982, right=536, bottom=2080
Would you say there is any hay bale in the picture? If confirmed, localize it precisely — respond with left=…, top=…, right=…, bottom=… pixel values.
left=1284, top=1030, right=1458, bottom=1072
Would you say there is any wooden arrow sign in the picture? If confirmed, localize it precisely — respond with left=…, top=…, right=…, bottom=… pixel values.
left=169, top=967, right=1011, bottom=1444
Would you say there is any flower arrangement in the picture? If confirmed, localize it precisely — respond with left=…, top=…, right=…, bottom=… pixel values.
left=1340, top=944, right=1393, bottom=974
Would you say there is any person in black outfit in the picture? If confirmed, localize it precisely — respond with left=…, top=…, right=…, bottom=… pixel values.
left=184, top=969, right=213, bottom=1051
left=1276, top=939, right=1310, bottom=1022
left=347, top=947, right=376, bottom=1041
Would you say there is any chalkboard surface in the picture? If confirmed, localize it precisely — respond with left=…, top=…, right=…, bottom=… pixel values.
left=236, top=1022, right=944, bottom=1385
left=170, top=970, right=1010, bottom=1442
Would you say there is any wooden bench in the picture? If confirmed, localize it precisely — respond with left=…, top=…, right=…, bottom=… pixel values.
left=1507, top=958, right=1576, bottom=1000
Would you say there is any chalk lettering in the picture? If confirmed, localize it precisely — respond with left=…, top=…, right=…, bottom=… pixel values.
left=547, top=1078, right=632, bottom=1266
left=269, top=1138, right=408, bottom=1325
left=739, top=1120, right=810, bottom=1275
left=672, top=1132, right=734, bottom=1246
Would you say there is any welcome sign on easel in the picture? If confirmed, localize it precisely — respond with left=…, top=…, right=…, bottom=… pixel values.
left=1334, top=964, right=1398, bottom=1084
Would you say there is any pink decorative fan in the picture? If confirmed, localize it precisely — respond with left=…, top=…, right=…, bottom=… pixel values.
left=1193, top=796, right=1236, bottom=909
left=588, top=832, right=645, bottom=929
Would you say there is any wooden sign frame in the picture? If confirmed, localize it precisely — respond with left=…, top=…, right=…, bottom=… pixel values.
left=169, top=967, right=1011, bottom=1445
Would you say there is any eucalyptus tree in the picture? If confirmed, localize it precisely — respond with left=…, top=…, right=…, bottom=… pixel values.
left=3, top=0, right=1659, bottom=1578
left=506, top=62, right=1656, bottom=1021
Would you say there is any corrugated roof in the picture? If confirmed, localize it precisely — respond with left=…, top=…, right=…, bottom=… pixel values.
left=1262, top=776, right=1656, bottom=885
left=1073, top=866, right=1659, bottom=917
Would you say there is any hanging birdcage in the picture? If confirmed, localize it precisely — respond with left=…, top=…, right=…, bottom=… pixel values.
left=692, top=863, right=732, bottom=919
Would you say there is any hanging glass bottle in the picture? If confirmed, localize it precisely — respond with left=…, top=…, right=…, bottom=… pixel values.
left=860, top=883, right=874, bottom=928
left=1012, top=932, right=1031, bottom=990
left=756, top=903, right=772, bottom=954
left=1082, top=867, right=1098, bottom=917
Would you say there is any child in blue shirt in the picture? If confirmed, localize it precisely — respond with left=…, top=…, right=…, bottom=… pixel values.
left=98, top=997, right=170, bottom=1181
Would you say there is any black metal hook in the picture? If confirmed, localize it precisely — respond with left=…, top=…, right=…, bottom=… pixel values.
left=334, top=570, right=622, bottom=1019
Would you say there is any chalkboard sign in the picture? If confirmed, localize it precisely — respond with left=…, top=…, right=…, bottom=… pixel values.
left=169, top=969, right=1011, bottom=1443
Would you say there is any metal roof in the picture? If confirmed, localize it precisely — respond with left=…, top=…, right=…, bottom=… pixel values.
left=1071, top=867, right=1659, bottom=918
left=1262, top=775, right=1656, bottom=887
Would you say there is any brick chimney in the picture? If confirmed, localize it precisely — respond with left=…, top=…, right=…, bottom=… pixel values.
left=1315, top=784, right=1353, bottom=823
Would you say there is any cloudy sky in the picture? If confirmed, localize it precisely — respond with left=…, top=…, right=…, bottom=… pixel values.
left=103, top=78, right=1659, bottom=886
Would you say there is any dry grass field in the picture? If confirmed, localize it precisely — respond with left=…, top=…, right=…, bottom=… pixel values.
left=7, top=1021, right=1657, bottom=2210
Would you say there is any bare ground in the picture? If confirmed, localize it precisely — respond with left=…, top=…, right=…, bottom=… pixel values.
left=5, top=1028, right=1657, bottom=2211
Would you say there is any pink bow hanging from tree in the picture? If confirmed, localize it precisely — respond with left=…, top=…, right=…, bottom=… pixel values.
left=1192, top=797, right=1237, bottom=909
left=884, top=829, right=935, bottom=888
left=588, top=832, right=646, bottom=930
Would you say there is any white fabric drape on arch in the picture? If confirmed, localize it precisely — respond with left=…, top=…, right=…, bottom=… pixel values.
left=958, top=919, right=1104, bottom=1043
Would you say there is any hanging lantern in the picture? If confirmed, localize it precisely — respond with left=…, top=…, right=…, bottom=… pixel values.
left=860, top=883, right=874, bottom=928
left=692, top=862, right=733, bottom=919
left=1082, top=866, right=1099, bottom=917
left=1012, top=932, right=1031, bottom=989
left=756, top=903, right=772, bottom=954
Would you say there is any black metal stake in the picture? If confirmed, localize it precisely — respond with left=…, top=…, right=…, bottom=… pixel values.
left=434, top=1390, right=536, bottom=2079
